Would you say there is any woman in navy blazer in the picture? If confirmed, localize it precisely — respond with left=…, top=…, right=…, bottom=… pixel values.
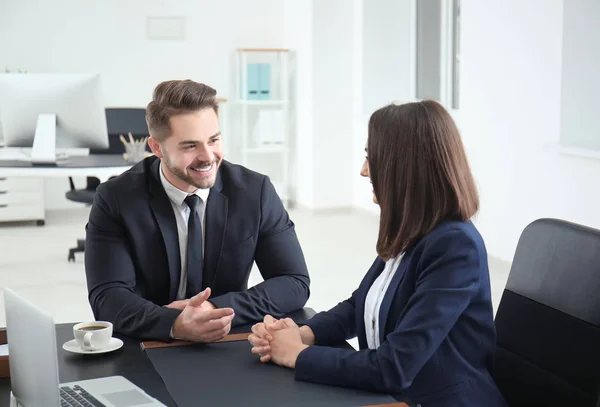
left=248, top=100, right=508, bottom=406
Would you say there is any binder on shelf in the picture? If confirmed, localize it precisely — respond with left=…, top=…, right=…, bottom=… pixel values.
left=258, top=63, right=271, bottom=100
left=252, top=110, right=284, bottom=146
left=244, top=63, right=260, bottom=100
left=240, top=63, right=272, bottom=101
left=269, top=110, right=284, bottom=145
left=252, top=110, right=270, bottom=146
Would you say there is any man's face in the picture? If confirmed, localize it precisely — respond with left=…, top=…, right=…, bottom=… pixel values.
left=150, top=108, right=223, bottom=191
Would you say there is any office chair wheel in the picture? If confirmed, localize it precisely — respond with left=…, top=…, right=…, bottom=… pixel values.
left=36, top=219, right=45, bottom=226
left=68, top=251, right=75, bottom=262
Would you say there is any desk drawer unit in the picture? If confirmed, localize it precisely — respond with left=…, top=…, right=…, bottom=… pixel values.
left=0, top=176, right=43, bottom=191
left=0, top=177, right=45, bottom=225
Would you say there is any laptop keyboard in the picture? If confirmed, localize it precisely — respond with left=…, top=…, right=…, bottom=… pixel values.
left=60, top=385, right=106, bottom=407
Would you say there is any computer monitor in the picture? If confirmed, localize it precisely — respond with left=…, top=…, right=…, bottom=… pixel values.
left=0, top=73, right=109, bottom=164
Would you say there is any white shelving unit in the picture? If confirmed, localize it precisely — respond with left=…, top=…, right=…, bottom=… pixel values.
left=234, top=48, right=292, bottom=204
left=236, top=100, right=289, bottom=106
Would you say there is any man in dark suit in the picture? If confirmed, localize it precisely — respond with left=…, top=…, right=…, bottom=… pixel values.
left=84, top=79, right=310, bottom=342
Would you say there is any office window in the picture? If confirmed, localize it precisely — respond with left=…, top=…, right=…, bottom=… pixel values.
left=416, top=0, right=442, bottom=101
left=559, top=0, right=600, bottom=152
left=451, top=0, right=460, bottom=109
left=415, top=0, right=460, bottom=109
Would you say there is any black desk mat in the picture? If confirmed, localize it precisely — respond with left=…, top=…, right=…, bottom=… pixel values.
left=145, top=340, right=396, bottom=407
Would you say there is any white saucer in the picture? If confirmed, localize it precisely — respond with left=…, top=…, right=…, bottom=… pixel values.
left=62, top=337, right=124, bottom=355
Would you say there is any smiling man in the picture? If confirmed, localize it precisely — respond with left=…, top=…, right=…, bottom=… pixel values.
left=84, top=80, right=310, bottom=342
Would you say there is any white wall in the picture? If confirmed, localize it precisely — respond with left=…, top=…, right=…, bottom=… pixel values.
left=355, top=0, right=414, bottom=214
left=0, top=0, right=284, bottom=106
left=352, top=0, right=600, bottom=263
left=362, top=0, right=414, bottom=114
left=459, top=0, right=564, bottom=261
left=310, top=0, right=359, bottom=210
left=0, top=0, right=285, bottom=210
left=283, top=0, right=314, bottom=209
left=559, top=0, right=600, bottom=151
left=458, top=0, right=600, bottom=262
left=6, top=0, right=597, bottom=265
left=282, top=0, right=363, bottom=211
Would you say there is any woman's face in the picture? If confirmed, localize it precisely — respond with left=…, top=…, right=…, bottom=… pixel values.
left=360, top=144, right=378, bottom=204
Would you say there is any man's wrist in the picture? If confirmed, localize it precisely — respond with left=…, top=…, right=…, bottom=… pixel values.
left=170, top=313, right=184, bottom=340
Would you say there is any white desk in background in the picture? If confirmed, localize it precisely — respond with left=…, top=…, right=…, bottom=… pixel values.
left=0, top=154, right=131, bottom=225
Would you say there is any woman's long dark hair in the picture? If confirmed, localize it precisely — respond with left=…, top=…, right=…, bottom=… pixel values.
left=368, top=100, right=479, bottom=260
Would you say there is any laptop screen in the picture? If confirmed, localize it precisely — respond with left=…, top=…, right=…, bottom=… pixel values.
left=3, top=287, right=62, bottom=407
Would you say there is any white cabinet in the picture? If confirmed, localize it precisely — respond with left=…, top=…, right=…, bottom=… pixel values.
left=0, top=176, right=45, bottom=225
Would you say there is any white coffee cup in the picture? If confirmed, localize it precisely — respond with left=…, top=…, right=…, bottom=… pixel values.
left=73, top=321, right=113, bottom=351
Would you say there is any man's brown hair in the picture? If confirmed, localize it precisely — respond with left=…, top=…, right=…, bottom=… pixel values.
left=367, top=100, right=479, bottom=260
left=146, top=79, right=219, bottom=142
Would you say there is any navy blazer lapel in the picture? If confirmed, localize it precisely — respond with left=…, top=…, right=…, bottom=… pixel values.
left=148, top=158, right=181, bottom=302
left=357, top=258, right=385, bottom=349
left=203, top=171, right=228, bottom=290
left=378, top=252, right=411, bottom=345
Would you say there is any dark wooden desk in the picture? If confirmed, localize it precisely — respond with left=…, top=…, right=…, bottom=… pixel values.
left=0, top=308, right=406, bottom=407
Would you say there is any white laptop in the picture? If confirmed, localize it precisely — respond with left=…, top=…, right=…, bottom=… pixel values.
left=3, top=287, right=166, bottom=407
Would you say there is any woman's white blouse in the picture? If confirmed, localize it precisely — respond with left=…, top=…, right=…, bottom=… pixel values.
left=364, top=255, right=403, bottom=349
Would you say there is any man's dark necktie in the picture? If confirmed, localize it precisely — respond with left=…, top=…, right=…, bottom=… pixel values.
left=184, top=195, right=203, bottom=298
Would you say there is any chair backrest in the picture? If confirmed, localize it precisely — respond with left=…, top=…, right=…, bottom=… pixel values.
left=90, top=107, right=151, bottom=155
left=494, top=218, right=600, bottom=406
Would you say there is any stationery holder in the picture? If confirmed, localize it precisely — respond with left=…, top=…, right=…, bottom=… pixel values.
left=119, top=132, right=152, bottom=164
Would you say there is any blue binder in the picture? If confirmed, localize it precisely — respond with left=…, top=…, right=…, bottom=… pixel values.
left=244, top=63, right=260, bottom=100
left=258, top=63, right=271, bottom=100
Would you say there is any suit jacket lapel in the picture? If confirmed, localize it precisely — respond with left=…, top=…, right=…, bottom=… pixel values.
left=148, top=158, right=181, bottom=302
left=203, top=171, right=228, bottom=290
left=357, top=258, right=385, bottom=349
left=378, top=251, right=411, bottom=345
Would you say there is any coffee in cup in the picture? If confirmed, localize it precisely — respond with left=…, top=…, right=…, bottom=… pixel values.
left=73, top=321, right=113, bottom=351
left=77, top=325, right=106, bottom=331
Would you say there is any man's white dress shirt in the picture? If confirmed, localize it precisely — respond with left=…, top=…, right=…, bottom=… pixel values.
left=159, top=166, right=210, bottom=300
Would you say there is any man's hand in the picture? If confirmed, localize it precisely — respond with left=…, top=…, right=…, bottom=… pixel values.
left=165, top=299, right=190, bottom=310
left=166, top=298, right=216, bottom=312
left=200, top=300, right=216, bottom=311
left=171, top=287, right=235, bottom=342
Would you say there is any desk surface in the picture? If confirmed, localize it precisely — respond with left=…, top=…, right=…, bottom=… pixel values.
left=0, top=154, right=132, bottom=179
left=0, top=154, right=130, bottom=169
left=0, top=309, right=406, bottom=407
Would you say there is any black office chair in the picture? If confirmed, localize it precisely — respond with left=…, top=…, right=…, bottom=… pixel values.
left=66, top=107, right=150, bottom=262
left=66, top=176, right=100, bottom=261
left=493, top=218, right=600, bottom=406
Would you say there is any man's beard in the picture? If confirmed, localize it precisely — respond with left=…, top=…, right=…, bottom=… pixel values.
left=164, top=156, right=219, bottom=189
